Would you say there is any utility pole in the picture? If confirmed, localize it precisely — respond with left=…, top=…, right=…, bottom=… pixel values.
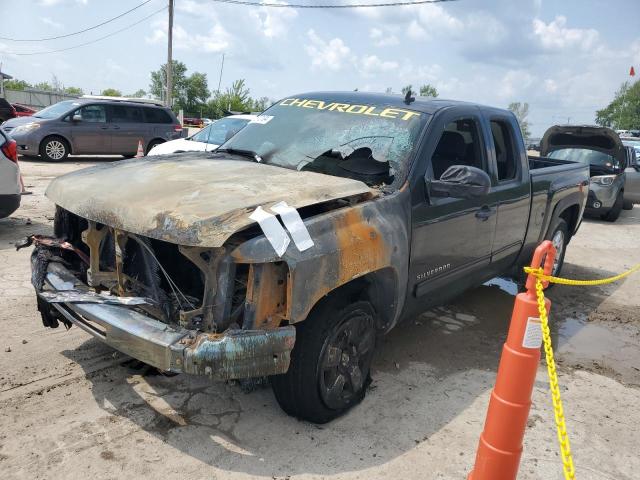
left=217, top=53, right=225, bottom=95
left=166, top=0, right=174, bottom=108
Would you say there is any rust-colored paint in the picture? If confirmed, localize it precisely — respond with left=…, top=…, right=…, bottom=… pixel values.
left=334, top=208, right=388, bottom=284
left=244, top=262, right=288, bottom=330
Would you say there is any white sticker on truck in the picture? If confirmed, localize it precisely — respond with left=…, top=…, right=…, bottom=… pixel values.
left=271, top=201, right=314, bottom=252
left=522, top=316, right=543, bottom=349
left=249, top=206, right=290, bottom=257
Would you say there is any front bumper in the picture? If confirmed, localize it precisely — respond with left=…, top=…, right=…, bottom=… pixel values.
left=584, top=183, right=619, bottom=212
left=42, top=262, right=296, bottom=379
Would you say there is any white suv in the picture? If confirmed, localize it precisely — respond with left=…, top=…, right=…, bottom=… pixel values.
left=0, top=129, right=22, bottom=218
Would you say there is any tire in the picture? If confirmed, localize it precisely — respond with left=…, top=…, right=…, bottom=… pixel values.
left=544, top=217, right=569, bottom=278
left=623, top=198, right=634, bottom=210
left=146, top=139, right=164, bottom=155
left=271, top=296, right=377, bottom=424
left=601, top=191, right=623, bottom=222
left=39, top=136, right=69, bottom=162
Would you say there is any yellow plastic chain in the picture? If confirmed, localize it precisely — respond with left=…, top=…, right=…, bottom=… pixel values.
left=523, top=262, right=640, bottom=480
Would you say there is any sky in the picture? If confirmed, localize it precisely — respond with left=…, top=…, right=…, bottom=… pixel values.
left=1, top=0, right=639, bottom=136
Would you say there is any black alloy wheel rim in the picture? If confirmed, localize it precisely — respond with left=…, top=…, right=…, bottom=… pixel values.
left=319, top=309, right=375, bottom=410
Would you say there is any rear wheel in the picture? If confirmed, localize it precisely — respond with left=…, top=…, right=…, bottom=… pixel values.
left=271, top=296, right=377, bottom=424
left=602, top=191, right=623, bottom=222
left=146, top=139, right=164, bottom=155
left=544, top=217, right=569, bottom=278
left=39, top=136, right=69, bottom=162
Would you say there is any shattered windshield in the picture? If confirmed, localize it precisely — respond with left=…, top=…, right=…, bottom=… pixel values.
left=217, top=96, right=429, bottom=188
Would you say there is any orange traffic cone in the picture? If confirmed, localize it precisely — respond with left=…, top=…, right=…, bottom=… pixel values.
left=135, top=139, right=144, bottom=158
left=468, top=240, right=556, bottom=480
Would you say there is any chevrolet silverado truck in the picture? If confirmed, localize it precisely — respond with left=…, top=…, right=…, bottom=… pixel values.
left=27, top=92, right=589, bottom=423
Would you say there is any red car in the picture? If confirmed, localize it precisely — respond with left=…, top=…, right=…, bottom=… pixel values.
left=12, top=103, right=36, bottom=117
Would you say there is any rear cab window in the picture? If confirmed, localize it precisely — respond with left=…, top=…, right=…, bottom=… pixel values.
left=490, top=119, right=519, bottom=182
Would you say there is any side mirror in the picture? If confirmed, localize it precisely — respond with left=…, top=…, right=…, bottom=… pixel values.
left=427, top=165, right=491, bottom=199
left=72, top=114, right=82, bottom=122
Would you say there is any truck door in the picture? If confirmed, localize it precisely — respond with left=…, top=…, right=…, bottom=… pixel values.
left=486, top=115, right=530, bottom=267
left=409, top=110, right=497, bottom=305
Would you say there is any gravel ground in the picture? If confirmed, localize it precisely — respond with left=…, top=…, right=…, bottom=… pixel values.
left=0, top=156, right=638, bottom=480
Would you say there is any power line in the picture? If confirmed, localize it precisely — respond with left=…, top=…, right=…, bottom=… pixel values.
left=0, top=0, right=154, bottom=42
left=0, top=6, right=168, bottom=56
left=210, top=0, right=459, bottom=8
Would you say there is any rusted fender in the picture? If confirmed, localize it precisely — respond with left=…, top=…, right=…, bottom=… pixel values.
left=231, top=190, right=411, bottom=330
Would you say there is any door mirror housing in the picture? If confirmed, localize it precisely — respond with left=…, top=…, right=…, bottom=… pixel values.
left=72, top=114, right=82, bottom=122
left=427, top=165, right=491, bottom=199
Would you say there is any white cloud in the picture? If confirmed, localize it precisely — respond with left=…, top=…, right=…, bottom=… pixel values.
left=532, top=16, right=599, bottom=51
left=369, top=28, right=399, bottom=47
left=146, top=21, right=229, bottom=53
left=41, top=17, right=63, bottom=29
left=359, top=55, right=399, bottom=76
left=305, top=29, right=353, bottom=71
left=249, top=1, right=297, bottom=38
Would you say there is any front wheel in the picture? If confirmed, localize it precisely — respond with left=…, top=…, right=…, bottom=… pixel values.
left=623, top=198, right=634, bottom=210
left=271, top=297, right=377, bottom=424
left=602, top=191, right=623, bottom=222
left=39, top=136, right=69, bottom=162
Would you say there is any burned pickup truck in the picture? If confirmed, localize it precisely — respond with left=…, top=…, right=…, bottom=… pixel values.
left=29, top=92, right=589, bottom=423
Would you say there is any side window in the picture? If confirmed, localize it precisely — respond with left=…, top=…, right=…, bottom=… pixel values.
left=111, top=105, right=143, bottom=123
left=143, top=107, right=173, bottom=124
left=76, top=105, right=106, bottom=123
left=490, top=120, right=518, bottom=181
left=430, top=118, right=485, bottom=179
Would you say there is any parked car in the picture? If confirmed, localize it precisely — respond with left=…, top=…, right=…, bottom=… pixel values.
left=0, top=97, right=16, bottom=122
left=541, top=125, right=632, bottom=221
left=0, top=129, right=21, bottom=218
left=622, top=140, right=640, bottom=206
left=29, top=92, right=588, bottom=423
left=12, top=103, right=36, bottom=117
left=148, top=114, right=256, bottom=156
left=1, top=97, right=183, bottom=161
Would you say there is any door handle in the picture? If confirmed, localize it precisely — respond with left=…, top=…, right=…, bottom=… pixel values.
left=475, top=205, right=495, bottom=221
left=100, top=126, right=109, bottom=130
left=112, top=125, right=120, bottom=130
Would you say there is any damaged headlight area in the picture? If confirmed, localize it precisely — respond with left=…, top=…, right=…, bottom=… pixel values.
left=27, top=207, right=295, bottom=380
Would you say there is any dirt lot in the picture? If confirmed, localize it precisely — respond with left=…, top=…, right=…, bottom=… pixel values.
left=1, top=157, right=639, bottom=480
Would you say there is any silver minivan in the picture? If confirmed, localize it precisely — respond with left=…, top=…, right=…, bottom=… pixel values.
left=0, top=97, right=183, bottom=161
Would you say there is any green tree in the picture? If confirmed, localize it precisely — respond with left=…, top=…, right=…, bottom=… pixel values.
left=4, top=78, right=31, bottom=90
left=33, top=81, right=53, bottom=91
left=596, top=80, right=640, bottom=130
left=128, top=89, right=146, bottom=98
left=101, top=88, right=122, bottom=97
left=419, top=83, right=438, bottom=97
left=64, top=86, right=83, bottom=95
left=150, top=60, right=188, bottom=105
left=184, top=72, right=210, bottom=113
left=508, top=102, right=531, bottom=141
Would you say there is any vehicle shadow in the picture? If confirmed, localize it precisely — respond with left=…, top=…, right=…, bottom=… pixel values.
left=61, top=265, right=624, bottom=477
left=0, top=216, right=50, bottom=251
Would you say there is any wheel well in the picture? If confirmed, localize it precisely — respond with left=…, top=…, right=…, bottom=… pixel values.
left=306, top=268, right=398, bottom=332
left=558, top=204, right=580, bottom=236
left=147, top=138, right=165, bottom=150
left=41, top=135, right=72, bottom=154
